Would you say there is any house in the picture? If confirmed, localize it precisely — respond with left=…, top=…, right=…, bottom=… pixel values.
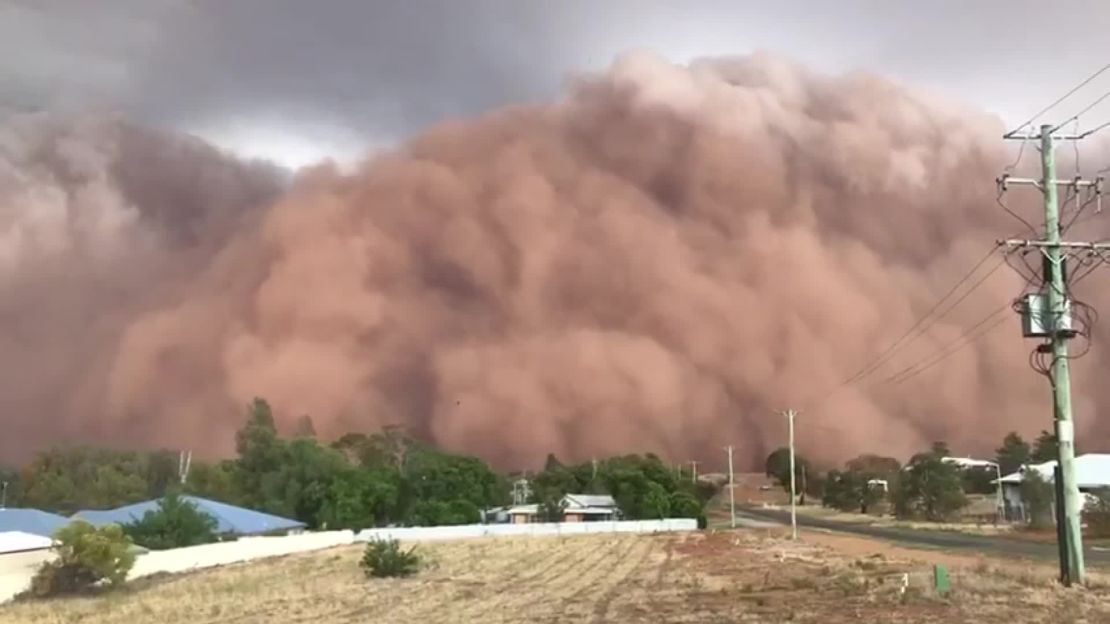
left=561, top=494, right=619, bottom=522
left=72, top=496, right=307, bottom=536
left=995, top=453, right=1110, bottom=520
left=0, top=508, right=70, bottom=538
left=503, top=494, right=620, bottom=524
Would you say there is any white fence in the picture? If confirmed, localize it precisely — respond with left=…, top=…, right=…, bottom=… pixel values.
left=356, top=518, right=698, bottom=542
left=0, top=519, right=697, bottom=604
left=129, top=530, right=355, bottom=579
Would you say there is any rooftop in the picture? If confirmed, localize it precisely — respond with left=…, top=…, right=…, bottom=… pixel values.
left=0, top=508, right=70, bottom=538
left=997, top=453, right=1110, bottom=489
left=73, top=496, right=306, bottom=536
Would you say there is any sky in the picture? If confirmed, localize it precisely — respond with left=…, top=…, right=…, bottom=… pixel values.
left=4, top=0, right=1110, bottom=169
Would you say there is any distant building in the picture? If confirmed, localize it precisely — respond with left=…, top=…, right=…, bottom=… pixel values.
left=0, top=508, right=70, bottom=539
left=503, top=494, right=620, bottom=524
left=73, top=496, right=307, bottom=536
left=995, top=453, right=1110, bottom=520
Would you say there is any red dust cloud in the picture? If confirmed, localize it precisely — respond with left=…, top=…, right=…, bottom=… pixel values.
left=3, top=52, right=1109, bottom=469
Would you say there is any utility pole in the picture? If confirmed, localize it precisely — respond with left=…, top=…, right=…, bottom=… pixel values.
left=781, top=409, right=799, bottom=540
left=1, top=481, right=7, bottom=509
left=726, top=445, right=736, bottom=528
left=689, top=460, right=699, bottom=484
left=999, top=121, right=1110, bottom=586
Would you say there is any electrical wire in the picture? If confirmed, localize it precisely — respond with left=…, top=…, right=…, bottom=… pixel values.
left=1007, top=62, right=1110, bottom=136
left=1050, top=88, right=1110, bottom=133
left=878, top=305, right=1012, bottom=387
left=802, top=249, right=1005, bottom=411
left=997, top=186, right=1039, bottom=236
left=838, top=249, right=1002, bottom=388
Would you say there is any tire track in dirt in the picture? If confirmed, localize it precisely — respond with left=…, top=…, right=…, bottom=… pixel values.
left=469, top=535, right=631, bottom=622
left=537, top=535, right=645, bottom=617
left=365, top=540, right=533, bottom=622
left=587, top=535, right=660, bottom=623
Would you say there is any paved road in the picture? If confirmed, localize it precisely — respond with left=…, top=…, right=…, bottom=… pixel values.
left=736, top=505, right=1110, bottom=566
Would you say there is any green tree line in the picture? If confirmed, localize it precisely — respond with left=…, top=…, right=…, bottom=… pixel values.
left=1, top=398, right=715, bottom=531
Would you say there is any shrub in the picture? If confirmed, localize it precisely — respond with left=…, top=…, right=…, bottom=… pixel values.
left=1086, top=488, right=1110, bottom=538
left=123, top=492, right=219, bottom=550
left=28, top=521, right=136, bottom=598
left=1019, top=469, right=1054, bottom=529
left=360, top=538, right=421, bottom=578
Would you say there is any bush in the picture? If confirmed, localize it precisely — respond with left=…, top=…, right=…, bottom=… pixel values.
left=1019, top=469, right=1054, bottom=529
left=123, top=492, right=219, bottom=550
left=1086, top=488, right=1110, bottom=538
left=360, top=538, right=421, bottom=578
left=28, top=521, right=136, bottom=598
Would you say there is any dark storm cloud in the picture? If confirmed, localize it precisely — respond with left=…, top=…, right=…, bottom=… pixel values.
left=5, top=0, right=1110, bottom=148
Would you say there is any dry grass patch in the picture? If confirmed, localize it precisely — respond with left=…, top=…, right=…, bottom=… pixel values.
left=3, top=531, right=1110, bottom=623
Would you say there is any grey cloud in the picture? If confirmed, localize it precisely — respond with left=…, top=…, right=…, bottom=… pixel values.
left=5, top=0, right=1110, bottom=152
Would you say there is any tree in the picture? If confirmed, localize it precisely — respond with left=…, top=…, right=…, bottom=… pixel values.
left=543, top=453, right=564, bottom=472
left=29, top=521, right=136, bottom=597
left=266, top=438, right=350, bottom=527
left=930, top=441, right=951, bottom=457
left=1019, top=469, right=1054, bottom=529
left=764, top=447, right=809, bottom=496
left=822, top=469, right=882, bottom=514
left=643, top=482, right=671, bottom=519
left=332, top=433, right=372, bottom=465
left=1032, top=430, right=1058, bottom=463
left=0, top=465, right=24, bottom=507
left=294, top=415, right=317, bottom=438
left=234, top=398, right=285, bottom=508
left=1086, top=488, right=1110, bottom=538
left=20, top=448, right=152, bottom=514
left=995, top=432, right=1032, bottom=475
left=320, top=468, right=401, bottom=530
left=961, top=466, right=998, bottom=495
left=892, top=455, right=967, bottom=521
left=844, top=455, right=901, bottom=479
left=123, top=492, right=219, bottom=550
left=142, top=450, right=180, bottom=499
left=535, top=495, right=565, bottom=522
left=185, top=460, right=242, bottom=505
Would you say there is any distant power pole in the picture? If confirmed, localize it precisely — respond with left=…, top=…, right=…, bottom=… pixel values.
left=178, top=450, right=192, bottom=485
left=726, top=445, right=736, bottom=528
left=999, top=121, right=1110, bottom=586
left=689, top=460, right=699, bottom=484
left=781, top=409, right=799, bottom=540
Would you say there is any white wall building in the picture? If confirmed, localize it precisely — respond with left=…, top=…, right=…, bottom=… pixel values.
left=995, top=453, right=1110, bottom=520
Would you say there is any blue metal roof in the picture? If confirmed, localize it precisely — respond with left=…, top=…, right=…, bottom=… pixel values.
left=0, top=508, right=71, bottom=537
left=72, top=496, right=306, bottom=535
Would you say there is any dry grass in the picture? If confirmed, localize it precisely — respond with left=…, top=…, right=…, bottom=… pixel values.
left=3, top=531, right=1110, bottom=623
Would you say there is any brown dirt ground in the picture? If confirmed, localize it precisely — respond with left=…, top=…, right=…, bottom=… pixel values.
left=3, top=529, right=1110, bottom=624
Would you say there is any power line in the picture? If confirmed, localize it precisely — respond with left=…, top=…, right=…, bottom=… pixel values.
left=839, top=248, right=1000, bottom=387
left=877, top=305, right=1011, bottom=387
left=1050, top=88, right=1110, bottom=133
left=803, top=248, right=1003, bottom=411
left=1006, top=62, right=1110, bottom=136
